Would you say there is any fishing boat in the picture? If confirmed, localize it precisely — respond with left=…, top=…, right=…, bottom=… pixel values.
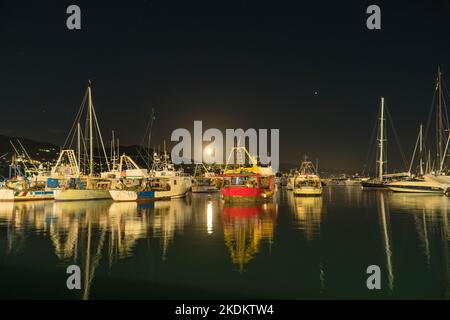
left=221, top=146, right=276, bottom=202
left=191, top=163, right=219, bottom=193
left=53, top=82, right=112, bottom=201
left=293, top=159, right=322, bottom=196
left=148, top=150, right=191, bottom=200
left=0, top=178, right=54, bottom=201
left=108, top=154, right=155, bottom=202
left=109, top=147, right=191, bottom=201
left=0, top=154, right=54, bottom=201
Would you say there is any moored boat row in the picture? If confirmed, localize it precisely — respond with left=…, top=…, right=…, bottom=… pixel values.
left=361, top=69, right=450, bottom=195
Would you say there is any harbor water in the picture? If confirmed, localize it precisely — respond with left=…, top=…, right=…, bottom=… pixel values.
left=0, top=187, right=449, bottom=299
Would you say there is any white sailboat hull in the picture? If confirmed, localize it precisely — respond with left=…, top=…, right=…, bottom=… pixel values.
left=387, top=177, right=446, bottom=194
left=424, top=175, right=450, bottom=188
left=387, top=185, right=444, bottom=193
left=54, top=189, right=111, bottom=201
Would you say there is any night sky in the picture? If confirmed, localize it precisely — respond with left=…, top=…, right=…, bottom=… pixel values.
left=1, top=0, right=449, bottom=172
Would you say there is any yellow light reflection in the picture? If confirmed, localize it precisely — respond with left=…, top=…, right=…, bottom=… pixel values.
left=207, top=201, right=213, bottom=234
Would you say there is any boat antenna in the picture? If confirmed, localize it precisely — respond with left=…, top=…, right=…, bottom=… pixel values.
left=148, top=108, right=155, bottom=170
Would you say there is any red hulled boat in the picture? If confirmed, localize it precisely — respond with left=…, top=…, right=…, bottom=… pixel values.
left=221, top=147, right=276, bottom=202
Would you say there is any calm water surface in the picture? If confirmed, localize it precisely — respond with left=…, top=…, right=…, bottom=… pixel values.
left=0, top=187, right=449, bottom=299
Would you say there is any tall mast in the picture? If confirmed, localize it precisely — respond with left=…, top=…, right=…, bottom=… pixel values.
left=163, top=140, right=167, bottom=168
left=378, top=97, right=385, bottom=181
left=437, top=67, right=444, bottom=173
left=147, top=108, right=155, bottom=170
left=117, top=138, right=120, bottom=162
left=419, top=123, right=424, bottom=176
left=88, top=81, right=94, bottom=177
left=112, top=130, right=116, bottom=171
left=77, top=122, right=81, bottom=170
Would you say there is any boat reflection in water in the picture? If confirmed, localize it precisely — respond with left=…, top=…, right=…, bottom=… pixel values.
left=1, top=188, right=449, bottom=299
left=222, top=201, right=277, bottom=272
left=377, top=193, right=394, bottom=293
left=0, top=198, right=193, bottom=299
left=386, top=192, right=450, bottom=298
left=138, top=199, right=193, bottom=261
left=287, top=192, right=324, bottom=241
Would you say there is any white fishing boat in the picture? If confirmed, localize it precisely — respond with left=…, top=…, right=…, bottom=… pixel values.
left=108, top=154, right=155, bottom=202
left=0, top=154, right=54, bottom=201
left=293, top=159, right=322, bottom=196
left=148, top=150, right=191, bottom=200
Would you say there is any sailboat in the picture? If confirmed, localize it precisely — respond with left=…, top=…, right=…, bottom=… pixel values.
left=292, top=158, right=322, bottom=196
left=362, top=97, right=409, bottom=189
left=387, top=124, right=445, bottom=193
left=53, top=82, right=112, bottom=201
left=362, top=97, right=389, bottom=189
left=422, top=68, right=450, bottom=193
